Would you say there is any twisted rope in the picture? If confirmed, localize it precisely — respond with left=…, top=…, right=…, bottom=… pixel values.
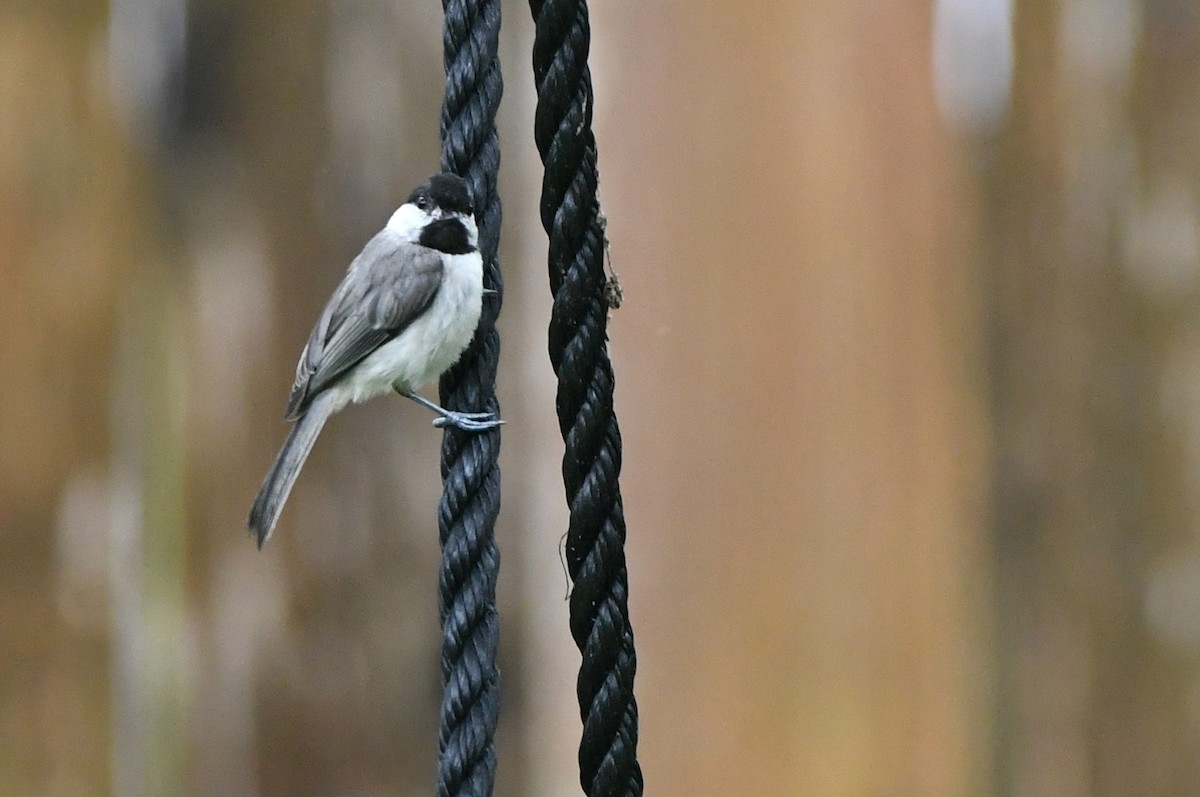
left=528, top=2, right=643, bottom=795
left=435, top=0, right=503, bottom=794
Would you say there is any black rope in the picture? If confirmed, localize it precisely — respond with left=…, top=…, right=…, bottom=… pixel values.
left=434, top=0, right=503, bottom=794
left=528, top=2, right=643, bottom=795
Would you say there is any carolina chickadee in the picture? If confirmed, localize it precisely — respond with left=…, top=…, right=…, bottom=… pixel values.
left=248, top=173, right=500, bottom=548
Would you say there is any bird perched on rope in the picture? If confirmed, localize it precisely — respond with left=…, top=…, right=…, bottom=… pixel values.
left=248, top=173, right=502, bottom=548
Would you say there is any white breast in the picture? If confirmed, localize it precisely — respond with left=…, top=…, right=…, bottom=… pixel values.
left=328, top=250, right=484, bottom=411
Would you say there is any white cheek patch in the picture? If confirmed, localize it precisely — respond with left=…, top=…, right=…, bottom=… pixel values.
left=386, top=203, right=428, bottom=241
left=459, top=214, right=479, bottom=248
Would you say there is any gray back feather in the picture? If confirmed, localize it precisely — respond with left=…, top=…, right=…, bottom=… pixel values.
left=284, top=234, right=444, bottom=419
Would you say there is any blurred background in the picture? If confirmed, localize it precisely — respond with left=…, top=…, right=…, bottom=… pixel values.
left=3, top=0, right=1200, bottom=794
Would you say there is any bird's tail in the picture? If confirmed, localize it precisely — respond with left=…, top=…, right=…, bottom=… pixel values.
left=248, top=392, right=336, bottom=548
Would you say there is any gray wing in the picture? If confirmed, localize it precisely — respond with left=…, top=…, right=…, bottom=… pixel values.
left=284, top=235, right=444, bottom=419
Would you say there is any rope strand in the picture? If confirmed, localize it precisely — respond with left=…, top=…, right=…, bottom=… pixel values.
left=528, top=1, right=644, bottom=794
left=435, top=0, right=503, bottom=794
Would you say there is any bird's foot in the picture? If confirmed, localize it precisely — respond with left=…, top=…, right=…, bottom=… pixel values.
left=432, top=411, right=504, bottom=432
left=397, top=389, right=503, bottom=432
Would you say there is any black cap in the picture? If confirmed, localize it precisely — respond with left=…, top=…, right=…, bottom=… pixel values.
left=408, top=173, right=475, bottom=216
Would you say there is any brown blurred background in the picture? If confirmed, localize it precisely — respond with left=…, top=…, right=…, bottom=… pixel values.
left=3, top=0, right=1200, bottom=795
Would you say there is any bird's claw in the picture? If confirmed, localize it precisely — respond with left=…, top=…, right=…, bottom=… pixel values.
left=397, top=390, right=502, bottom=431
left=443, top=410, right=496, bottom=420
left=432, top=411, right=504, bottom=432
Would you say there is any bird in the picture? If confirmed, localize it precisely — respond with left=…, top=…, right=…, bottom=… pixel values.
left=248, top=173, right=500, bottom=548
